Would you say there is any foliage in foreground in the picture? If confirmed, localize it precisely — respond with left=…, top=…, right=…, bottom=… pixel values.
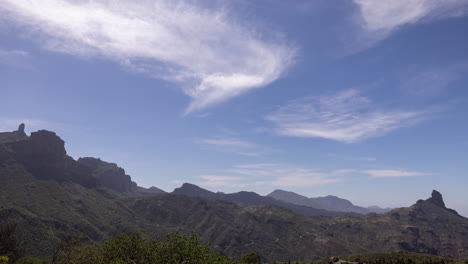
left=58, top=232, right=236, bottom=264
left=311, top=251, right=467, bottom=264
left=1, top=231, right=239, bottom=264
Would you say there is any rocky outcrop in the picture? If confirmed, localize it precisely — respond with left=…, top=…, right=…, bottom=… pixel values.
left=0, top=123, right=28, bottom=144
left=0, top=125, right=165, bottom=196
left=5, top=129, right=97, bottom=187
left=427, top=190, right=446, bottom=208
left=77, top=157, right=137, bottom=193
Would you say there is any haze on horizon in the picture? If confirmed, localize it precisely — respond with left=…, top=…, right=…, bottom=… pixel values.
left=1, top=0, right=467, bottom=216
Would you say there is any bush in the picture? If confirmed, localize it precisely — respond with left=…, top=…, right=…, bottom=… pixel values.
left=0, top=256, right=9, bottom=264
left=0, top=222, right=22, bottom=262
left=58, top=232, right=236, bottom=264
left=240, top=252, right=261, bottom=264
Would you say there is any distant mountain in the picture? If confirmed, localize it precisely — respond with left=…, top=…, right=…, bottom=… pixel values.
left=268, top=189, right=391, bottom=214
left=173, top=183, right=357, bottom=217
left=1, top=125, right=467, bottom=262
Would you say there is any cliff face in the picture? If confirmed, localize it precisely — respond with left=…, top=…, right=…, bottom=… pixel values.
left=0, top=124, right=162, bottom=194
left=2, top=129, right=97, bottom=187
left=77, top=157, right=137, bottom=193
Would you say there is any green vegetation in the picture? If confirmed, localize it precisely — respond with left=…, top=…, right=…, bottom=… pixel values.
left=1, top=231, right=236, bottom=264
left=241, top=252, right=261, bottom=264
left=311, top=252, right=466, bottom=264
left=0, top=222, right=22, bottom=262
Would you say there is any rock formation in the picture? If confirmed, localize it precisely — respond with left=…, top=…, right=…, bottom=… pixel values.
left=427, top=190, right=446, bottom=208
left=0, top=123, right=28, bottom=143
left=18, top=123, right=25, bottom=133
left=78, top=157, right=137, bottom=193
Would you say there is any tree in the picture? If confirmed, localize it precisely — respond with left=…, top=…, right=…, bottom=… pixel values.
left=59, top=231, right=236, bottom=264
left=240, top=252, right=261, bottom=264
left=0, top=222, right=22, bottom=262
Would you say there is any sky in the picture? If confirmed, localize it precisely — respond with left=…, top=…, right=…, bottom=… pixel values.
left=1, top=0, right=467, bottom=216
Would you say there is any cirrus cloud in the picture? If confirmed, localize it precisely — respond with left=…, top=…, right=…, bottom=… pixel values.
left=363, top=169, right=428, bottom=178
left=0, top=0, right=296, bottom=113
left=351, top=0, right=468, bottom=50
left=266, top=89, right=429, bottom=143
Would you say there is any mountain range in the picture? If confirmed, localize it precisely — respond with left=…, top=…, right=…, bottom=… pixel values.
left=1, top=125, right=467, bottom=262
left=267, top=189, right=391, bottom=214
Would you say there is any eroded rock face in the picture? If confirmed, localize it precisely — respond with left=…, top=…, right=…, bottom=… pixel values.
left=427, top=190, right=445, bottom=208
left=78, top=157, right=137, bottom=193
left=30, top=130, right=66, bottom=157
left=5, top=129, right=96, bottom=187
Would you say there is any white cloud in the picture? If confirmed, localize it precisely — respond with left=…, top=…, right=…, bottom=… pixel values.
left=228, top=164, right=341, bottom=188
left=363, top=169, right=428, bottom=178
left=400, top=63, right=468, bottom=95
left=183, top=164, right=427, bottom=191
left=0, top=0, right=296, bottom=113
left=0, top=49, right=28, bottom=57
left=266, top=89, right=428, bottom=143
left=351, top=0, right=468, bottom=50
left=328, top=153, right=376, bottom=162
left=197, top=137, right=255, bottom=149
left=195, top=135, right=270, bottom=157
left=197, top=175, right=247, bottom=188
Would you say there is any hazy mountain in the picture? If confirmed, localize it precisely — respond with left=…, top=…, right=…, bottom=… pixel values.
left=1, top=126, right=467, bottom=262
left=268, top=189, right=391, bottom=214
left=173, top=183, right=357, bottom=217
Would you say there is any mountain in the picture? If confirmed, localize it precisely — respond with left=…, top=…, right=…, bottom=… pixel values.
left=268, top=189, right=391, bottom=214
left=0, top=125, right=163, bottom=196
left=1, top=125, right=467, bottom=262
left=173, top=183, right=358, bottom=217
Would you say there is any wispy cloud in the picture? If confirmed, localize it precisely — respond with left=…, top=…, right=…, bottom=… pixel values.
left=350, top=0, right=468, bottom=50
left=217, top=163, right=341, bottom=188
left=0, top=48, right=30, bottom=68
left=0, top=49, right=28, bottom=57
left=195, top=135, right=270, bottom=157
left=400, top=63, right=468, bottom=95
left=266, top=89, right=429, bottom=143
left=181, top=163, right=427, bottom=191
left=328, top=153, right=376, bottom=162
left=0, top=0, right=296, bottom=113
left=197, top=175, right=248, bottom=188
left=363, top=169, right=428, bottom=178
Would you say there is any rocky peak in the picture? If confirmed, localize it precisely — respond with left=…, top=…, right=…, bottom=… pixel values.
left=427, top=190, right=446, bottom=208
left=18, top=123, right=25, bottom=133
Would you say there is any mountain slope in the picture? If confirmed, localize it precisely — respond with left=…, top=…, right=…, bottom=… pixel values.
left=173, top=183, right=358, bottom=217
left=268, top=189, right=391, bottom=214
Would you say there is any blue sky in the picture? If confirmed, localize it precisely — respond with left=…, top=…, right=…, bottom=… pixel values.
left=1, top=0, right=467, bottom=216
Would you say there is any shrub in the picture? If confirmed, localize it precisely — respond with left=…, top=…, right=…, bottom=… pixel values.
left=240, top=252, right=261, bottom=264
left=58, top=232, right=236, bottom=264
